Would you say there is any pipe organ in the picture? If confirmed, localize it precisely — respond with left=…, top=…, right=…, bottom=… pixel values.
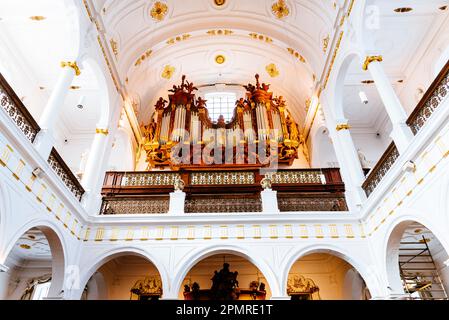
left=141, top=74, right=304, bottom=169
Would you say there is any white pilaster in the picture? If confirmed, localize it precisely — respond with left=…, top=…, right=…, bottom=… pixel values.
left=365, top=58, right=414, bottom=153
left=168, top=191, right=186, bottom=215
left=34, top=62, right=79, bottom=160
left=261, top=189, right=280, bottom=213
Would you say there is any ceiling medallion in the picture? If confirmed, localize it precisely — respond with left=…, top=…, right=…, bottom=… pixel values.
left=161, top=65, right=176, bottom=79
left=266, top=63, right=280, bottom=78
left=214, top=0, right=226, bottom=6
left=150, top=1, right=168, bottom=22
left=272, top=0, right=290, bottom=19
left=215, top=55, right=226, bottom=65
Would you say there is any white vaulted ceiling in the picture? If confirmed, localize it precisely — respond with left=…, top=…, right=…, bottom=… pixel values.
left=91, top=0, right=339, bottom=124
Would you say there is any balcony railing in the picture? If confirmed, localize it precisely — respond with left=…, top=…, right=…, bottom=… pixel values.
left=101, top=168, right=347, bottom=214
left=100, top=196, right=169, bottom=215
left=0, top=73, right=40, bottom=142
left=407, top=59, right=449, bottom=135
left=48, top=148, right=85, bottom=201
left=362, top=142, right=400, bottom=198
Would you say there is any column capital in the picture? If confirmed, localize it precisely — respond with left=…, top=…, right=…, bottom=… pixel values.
left=362, top=55, right=383, bottom=71
left=336, top=123, right=351, bottom=131
left=95, top=128, right=109, bottom=136
left=60, top=61, right=81, bottom=76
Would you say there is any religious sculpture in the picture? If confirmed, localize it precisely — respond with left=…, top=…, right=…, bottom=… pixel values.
left=210, top=263, right=240, bottom=300
left=260, top=173, right=273, bottom=190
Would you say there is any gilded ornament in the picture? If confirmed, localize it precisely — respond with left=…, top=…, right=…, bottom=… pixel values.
left=215, top=55, right=226, bottom=64
left=272, top=0, right=290, bottom=19
left=60, top=61, right=81, bottom=76
left=336, top=123, right=351, bottom=131
left=161, top=65, right=176, bottom=79
left=214, top=0, right=226, bottom=6
left=266, top=63, right=280, bottom=78
left=150, top=1, right=168, bottom=22
left=362, top=56, right=383, bottom=71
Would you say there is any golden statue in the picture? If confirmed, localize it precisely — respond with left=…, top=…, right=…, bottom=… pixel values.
left=286, top=115, right=299, bottom=142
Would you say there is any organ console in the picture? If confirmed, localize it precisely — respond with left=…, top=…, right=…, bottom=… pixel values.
left=141, top=74, right=306, bottom=169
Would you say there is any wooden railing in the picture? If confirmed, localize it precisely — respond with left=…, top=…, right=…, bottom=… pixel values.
left=0, top=73, right=40, bottom=142
left=407, top=59, right=449, bottom=134
left=48, top=148, right=85, bottom=201
left=362, top=142, right=400, bottom=198
left=101, top=167, right=347, bottom=214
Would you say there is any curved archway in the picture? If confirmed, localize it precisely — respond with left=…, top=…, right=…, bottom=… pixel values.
left=282, top=245, right=380, bottom=299
left=1, top=221, right=66, bottom=300
left=384, top=217, right=449, bottom=299
left=172, top=246, right=279, bottom=299
left=78, top=248, right=169, bottom=300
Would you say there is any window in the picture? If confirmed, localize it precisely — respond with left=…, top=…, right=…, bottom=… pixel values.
left=32, top=281, right=51, bottom=300
left=205, top=92, right=237, bottom=122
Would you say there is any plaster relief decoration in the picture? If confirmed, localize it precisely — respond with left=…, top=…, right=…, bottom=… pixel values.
left=135, top=49, right=152, bottom=67
left=266, top=63, right=280, bottom=78
left=161, top=65, right=176, bottom=80
left=287, top=274, right=321, bottom=300
left=271, top=0, right=290, bottom=19
left=130, top=277, right=163, bottom=300
left=150, top=1, right=168, bottom=22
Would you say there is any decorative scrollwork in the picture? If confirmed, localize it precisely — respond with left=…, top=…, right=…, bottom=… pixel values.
left=185, top=195, right=262, bottom=213
left=407, top=63, right=449, bottom=134
left=48, top=148, right=85, bottom=201
left=190, top=172, right=255, bottom=185
left=121, top=172, right=181, bottom=187
left=100, top=197, right=169, bottom=215
left=271, top=171, right=323, bottom=184
left=362, top=143, right=400, bottom=197
left=277, top=194, right=348, bottom=212
left=0, top=74, right=40, bottom=142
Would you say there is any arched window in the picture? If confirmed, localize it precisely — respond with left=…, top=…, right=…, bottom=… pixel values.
left=205, top=92, right=237, bottom=122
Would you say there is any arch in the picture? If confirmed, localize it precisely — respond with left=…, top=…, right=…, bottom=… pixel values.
left=172, top=245, right=280, bottom=298
left=331, top=50, right=363, bottom=121
left=2, top=218, right=68, bottom=298
left=80, top=57, right=111, bottom=128
left=85, top=272, right=107, bottom=300
left=77, top=247, right=169, bottom=300
left=382, top=213, right=449, bottom=294
left=282, top=244, right=382, bottom=298
left=310, top=125, right=338, bottom=168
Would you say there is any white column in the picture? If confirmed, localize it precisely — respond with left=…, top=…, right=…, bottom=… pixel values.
left=81, top=128, right=110, bottom=214
left=364, top=56, right=414, bottom=153
left=34, top=61, right=80, bottom=160
left=168, top=191, right=186, bottom=215
left=331, top=121, right=367, bottom=210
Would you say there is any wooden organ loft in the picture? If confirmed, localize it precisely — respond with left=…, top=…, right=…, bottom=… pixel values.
left=100, top=75, right=348, bottom=215
left=140, top=74, right=307, bottom=169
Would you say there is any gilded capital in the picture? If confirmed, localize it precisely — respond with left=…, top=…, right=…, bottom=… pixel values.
left=96, top=128, right=109, bottom=136
left=362, top=56, right=383, bottom=71
left=336, top=123, right=351, bottom=131
left=61, top=61, right=81, bottom=76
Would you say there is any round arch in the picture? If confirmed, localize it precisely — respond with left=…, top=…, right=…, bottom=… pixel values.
left=281, top=244, right=383, bottom=298
left=77, top=247, right=170, bottom=300
left=330, top=50, right=364, bottom=121
left=172, top=245, right=281, bottom=298
left=382, top=213, right=449, bottom=294
left=1, top=218, right=68, bottom=298
left=80, top=57, right=112, bottom=128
